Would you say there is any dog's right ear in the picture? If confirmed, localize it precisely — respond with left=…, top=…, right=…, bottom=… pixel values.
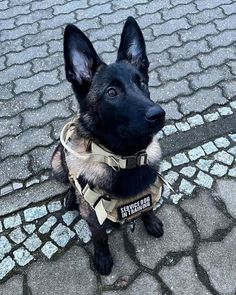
left=64, top=24, right=103, bottom=89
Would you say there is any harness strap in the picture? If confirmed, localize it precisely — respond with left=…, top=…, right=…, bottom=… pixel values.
left=60, top=121, right=148, bottom=171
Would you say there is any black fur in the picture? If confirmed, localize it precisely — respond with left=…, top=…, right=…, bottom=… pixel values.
left=52, top=16, right=165, bottom=275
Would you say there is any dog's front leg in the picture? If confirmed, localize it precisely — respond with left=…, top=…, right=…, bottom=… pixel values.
left=142, top=210, right=164, bottom=238
left=89, top=219, right=113, bottom=276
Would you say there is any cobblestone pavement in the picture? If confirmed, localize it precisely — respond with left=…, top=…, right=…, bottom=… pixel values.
left=0, top=0, right=236, bottom=294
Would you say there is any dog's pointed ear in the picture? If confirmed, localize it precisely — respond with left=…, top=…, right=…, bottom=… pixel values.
left=64, top=24, right=103, bottom=87
left=117, top=17, right=149, bottom=77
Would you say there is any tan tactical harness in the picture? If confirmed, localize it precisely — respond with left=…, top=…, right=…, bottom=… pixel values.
left=60, top=121, right=170, bottom=225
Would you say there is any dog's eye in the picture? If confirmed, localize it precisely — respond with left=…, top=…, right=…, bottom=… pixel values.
left=107, top=88, right=117, bottom=97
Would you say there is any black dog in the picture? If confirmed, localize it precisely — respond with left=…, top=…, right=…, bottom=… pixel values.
left=52, top=16, right=165, bottom=275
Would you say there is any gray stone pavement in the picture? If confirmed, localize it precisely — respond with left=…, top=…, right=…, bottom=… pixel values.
left=0, top=0, right=236, bottom=294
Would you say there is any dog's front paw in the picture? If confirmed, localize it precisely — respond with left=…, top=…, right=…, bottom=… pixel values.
left=142, top=211, right=164, bottom=238
left=94, top=250, right=113, bottom=276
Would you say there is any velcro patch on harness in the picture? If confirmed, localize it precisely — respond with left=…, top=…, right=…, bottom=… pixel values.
left=117, top=194, right=152, bottom=220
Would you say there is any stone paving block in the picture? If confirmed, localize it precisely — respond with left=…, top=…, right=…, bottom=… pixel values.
left=204, top=112, right=220, bottom=122
left=136, top=0, right=170, bottom=15
left=48, top=40, right=62, bottom=54
left=47, top=200, right=62, bottom=213
left=195, top=0, right=231, bottom=10
left=180, top=166, right=196, bottom=177
left=0, top=23, right=38, bottom=42
left=215, top=14, right=236, bottom=31
left=9, top=227, right=26, bottom=244
left=41, top=241, right=58, bottom=259
left=221, top=1, right=236, bottom=14
left=0, top=4, right=30, bottom=20
left=152, top=18, right=190, bottom=37
left=0, top=18, right=15, bottom=31
left=0, top=39, right=23, bottom=55
left=160, top=256, right=211, bottom=295
left=218, top=106, right=233, bottom=116
left=8, top=0, right=32, bottom=6
left=221, top=81, right=236, bottom=99
left=22, top=100, right=71, bottom=129
left=15, top=70, right=59, bottom=94
left=6, top=44, right=48, bottom=66
left=105, top=273, right=161, bottom=295
left=190, top=66, right=232, bottom=90
left=207, top=30, right=236, bottom=48
left=0, top=125, right=53, bottom=159
left=0, top=92, right=42, bottom=117
left=163, top=125, right=177, bottom=136
left=171, top=153, right=189, bottom=166
left=62, top=211, right=79, bottom=226
left=23, top=27, right=62, bottom=48
left=187, top=114, right=204, bottom=127
left=181, top=191, right=231, bottom=239
left=136, top=11, right=162, bottom=28
left=128, top=205, right=193, bottom=268
left=51, top=117, right=73, bottom=140
left=28, top=246, right=97, bottom=295
left=0, top=236, right=12, bottom=260
left=24, top=224, right=36, bottom=234
left=152, top=79, right=191, bottom=102
left=179, top=178, right=195, bottom=195
left=169, top=39, right=210, bottom=62
left=214, top=151, right=234, bottom=165
left=50, top=223, right=75, bottom=247
left=13, top=247, right=33, bottom=266
left=0, top=84, right=13, bottom=101
left=187, top=7, right=225, bottom=25
left=39, top=216, right=57, bottom=234
left=74, top=17, right=101, bottom=32
left=31, top=0, right=64, bottom=11
left=41, top=81, right=73, bottom=103
left=3, top=214, right=22, bottom=229
left=196, top=159, right=214, bottom=172
left=214, top=137, right=230, bottom=148
left=40, top=13, right=76, bottom=31
left=210, top=163, right=228, bottom=177
left=147, top=33, right=181, bottom=54
left=74, top=220, right=91, bottom=244
left=163, top=3, right=197, bottom=20
left=15, top=7, right=53, bottom=26
left=198, top=228, right=236, bottom=294
left=160, top=101, right=183, bottom=120
left=180, top=23, right=218, bottom=42
left=24, top=205, right=47, bottom=222
left=194, top=171, right=213, bottom=189
left=101, top=8, right=136, bottom=25
left=0, top=256, right=15, bottom=280
left=24, top=234, right=42, bottom=252
left=79, top=2, right=112, bottom=20
left=0, top=116, right=22, bottom=138
left=53, top=0, right=87, bottom=15
left=201, top=142, right=218, bottom=155
left=88, top=22, right=124, bottom=42
left=93, top=39, right=116, bottom=55
left=216, top=179, right=236, bottom=219
left=199, top=46, right=236, bottom=69
left=0, top=275, right=23, bottom=295
left=0, top=0, right=8, bottom=10
left=0, top=63, right=32, bottom=85
left=159, top=59, right=201, bottom=81
left=148, top=52, right=172, bottom=71
left=0, top=155, right=31, bottom=187
left=188, top=146, right=205, bottom=161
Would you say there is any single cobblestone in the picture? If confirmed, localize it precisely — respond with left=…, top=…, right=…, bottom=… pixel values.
left=196, top=159, right=214, bottom=172
left=13, top=247, right=33, bottom=266
left=204, top=112, right=220, bottom=122
left=171, top=153, right=189, bottom=166
left=194, top=171, right=213, bottom=189
left=187, top=114, right=204, bottom=127
left=179, top=179, right=195, bottom=195
left=74, top=220, right=91, bottom=244
left=180, top=166, right=196, bottom=177
left=214, top=151, right=234, bottom=165
left=24, top=205, right=48, bottom=222
left=210, top=163, right=228, bottom=177
left=0, top=257, right=15, bottom=280
left=24, top=234, right=42, bottom=252
left=47, top=200, right=62, bottom=213
left=214, top=137, right=230, bottom=148
left=50, top=223, right=75, bottom=247
left=9, top=228, right=27, bottom=244
left=3, top=214, right=22, bottom=229
left=23, top=224, right=36, bottom=234
left=188, top=146, right=205, bottom=161
left=41, top=241, right=58, bottom=259
left=39, top=216, right=57, bottom=234
left=0, top=236, right=12, bottom=260
left=218, top=106, right=233, bottom=116
left=202, top=142, right=218, bottom=155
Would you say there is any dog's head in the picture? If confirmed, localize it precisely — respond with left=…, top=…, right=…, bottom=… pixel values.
left=64, top=17, right=165, bottom=155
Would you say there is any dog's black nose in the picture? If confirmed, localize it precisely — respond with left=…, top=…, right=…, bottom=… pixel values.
left=145, top=106, right=165, bottom=123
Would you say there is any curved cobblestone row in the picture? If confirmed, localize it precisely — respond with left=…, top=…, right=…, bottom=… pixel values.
left=0, top=0, right=236, bottom=294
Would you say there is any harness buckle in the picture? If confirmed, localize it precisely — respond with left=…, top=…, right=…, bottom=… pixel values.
left=137, top=152, right=148, bottom=166
left=107, top=156, right=120, bottom=172
left=124, top=155, right=137, bottom=169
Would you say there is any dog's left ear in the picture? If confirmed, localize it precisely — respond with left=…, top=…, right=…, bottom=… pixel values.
left=117, top=16, right=149, bottom=78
